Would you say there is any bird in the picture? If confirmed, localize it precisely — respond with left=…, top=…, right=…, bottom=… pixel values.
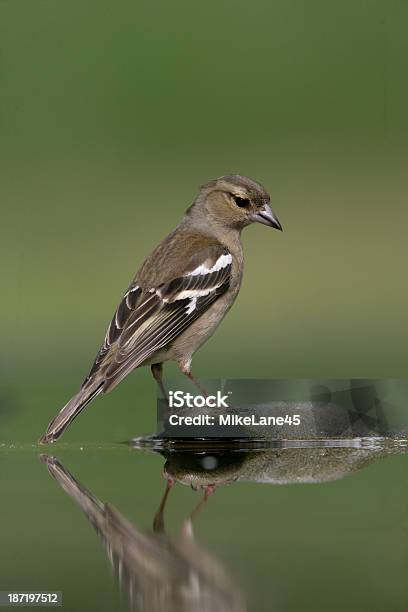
left=39, top=174, right=282, bottom=443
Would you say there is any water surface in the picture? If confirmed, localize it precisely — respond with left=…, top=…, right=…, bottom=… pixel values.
left=2, top=432, right=408, bottom=612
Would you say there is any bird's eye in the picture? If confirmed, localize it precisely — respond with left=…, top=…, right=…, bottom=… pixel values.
left=232, top=195, right=251, bottom=208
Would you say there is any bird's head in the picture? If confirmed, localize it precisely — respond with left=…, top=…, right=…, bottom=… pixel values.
left=189, top=174, right=282, bottom=232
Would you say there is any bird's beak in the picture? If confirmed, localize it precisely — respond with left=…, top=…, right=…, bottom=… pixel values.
left=252, top=203, right=283, bottom=231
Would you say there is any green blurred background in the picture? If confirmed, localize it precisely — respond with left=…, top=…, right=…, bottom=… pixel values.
left=1, top=4, right=408, bottom=612
left=1, top=0, right=407, bottom=442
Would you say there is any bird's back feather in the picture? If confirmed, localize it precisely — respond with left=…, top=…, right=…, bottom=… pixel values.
left=39, top=381, right=103, bottom=443
left=40, top=239, right=233, bottom=443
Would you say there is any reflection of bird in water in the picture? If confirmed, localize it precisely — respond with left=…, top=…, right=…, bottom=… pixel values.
left=40, top=455, right=245, bottom=612
left=154, top=440, right=408, bottom=491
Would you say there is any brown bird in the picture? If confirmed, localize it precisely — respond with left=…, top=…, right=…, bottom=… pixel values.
left=39, top=174, right=282, bottom=443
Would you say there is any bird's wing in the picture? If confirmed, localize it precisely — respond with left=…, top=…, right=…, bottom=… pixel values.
left=83, top=245, right=232, bottom=392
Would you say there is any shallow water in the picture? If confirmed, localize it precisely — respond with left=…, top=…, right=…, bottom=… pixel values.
left=2, top=432, right=408, bottom=612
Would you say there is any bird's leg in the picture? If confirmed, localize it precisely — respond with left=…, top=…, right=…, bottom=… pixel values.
left=179, top=362, right=209, bottom=398
left=181, top=484, right=215, bottom=538
left=190, top=484, right=215, bottom=520
left=153, top=476, right=174, bottom=533
left=151, top=363, right=168, bottom=401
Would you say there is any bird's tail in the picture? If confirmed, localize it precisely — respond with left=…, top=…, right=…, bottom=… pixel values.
left=39, top=381, right=104, bottom=444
